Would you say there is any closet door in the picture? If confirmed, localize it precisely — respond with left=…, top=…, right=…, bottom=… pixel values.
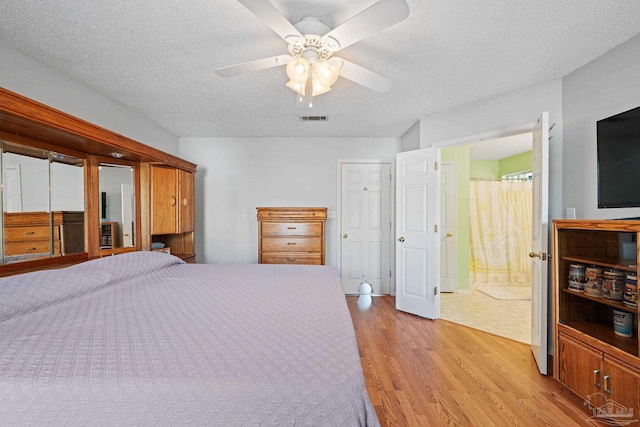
left=179, top=170, right=194, bottom=233
left=150, top=166, right=178, bottom=234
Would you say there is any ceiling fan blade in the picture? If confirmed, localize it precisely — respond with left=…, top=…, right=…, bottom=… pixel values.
left=321, top=0, right=409, bottom=52
left=331, top=58, right=393, bottom=93
left=236, top=0, right=305, bottom=45
left=215, top=55, right=291, bottom=77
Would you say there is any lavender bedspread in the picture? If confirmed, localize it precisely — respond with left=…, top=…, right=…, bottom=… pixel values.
left=0, top=252, right=378, bottom=426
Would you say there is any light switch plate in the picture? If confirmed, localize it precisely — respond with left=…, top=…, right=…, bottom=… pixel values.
left=566, top=207, right=576, bottom=219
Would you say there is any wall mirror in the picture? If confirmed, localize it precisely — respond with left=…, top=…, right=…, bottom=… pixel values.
left=1, top=140, right=85, bottom=264
left=99, top=163, right=135, bottom=250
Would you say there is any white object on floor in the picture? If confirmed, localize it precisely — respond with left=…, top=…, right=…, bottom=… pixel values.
left=475, top=286, right=531, bottom=301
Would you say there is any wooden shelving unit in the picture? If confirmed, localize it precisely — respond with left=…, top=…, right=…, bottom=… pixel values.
left=553, top=219, right=640, bottom=417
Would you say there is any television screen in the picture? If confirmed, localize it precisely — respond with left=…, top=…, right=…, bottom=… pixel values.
left=597, top=105, right=640, bottom=208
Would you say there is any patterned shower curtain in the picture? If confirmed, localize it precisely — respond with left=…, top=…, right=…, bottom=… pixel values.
left=469, top=179, right=532, bottom=285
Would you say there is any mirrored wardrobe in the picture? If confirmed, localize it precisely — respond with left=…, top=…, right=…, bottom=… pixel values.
left=1, top=140, right=85, bottom=264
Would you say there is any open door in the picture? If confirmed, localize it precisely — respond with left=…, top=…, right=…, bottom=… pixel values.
left=395, top=148, right=439, bottom=318
left=121, top=183, right=134, bottom=248
left=530, top=112, right=549, bottom=375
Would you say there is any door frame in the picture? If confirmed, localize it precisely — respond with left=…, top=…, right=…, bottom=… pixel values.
left=439, top=161, right=457, bottom=293
left=337, top=159, right=395, bottom=295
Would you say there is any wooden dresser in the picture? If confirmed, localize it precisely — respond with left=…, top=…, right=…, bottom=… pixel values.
left=257, top=207, right=327, bottom=265
left=4, top=211, right=84, bottom=260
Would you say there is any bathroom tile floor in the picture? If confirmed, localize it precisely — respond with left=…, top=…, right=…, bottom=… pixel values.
left=440, top=289, right=532, bottom=344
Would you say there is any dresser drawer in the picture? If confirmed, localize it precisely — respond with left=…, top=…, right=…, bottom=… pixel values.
left=4, top=226, right=58, bottom=241
left=262, top=237, right=322, bottom=252
left=4, top=240, right=53, bottom=256
left=261, top=222, right=322, bottom=237
left=261, top=253, right=323, bottom=265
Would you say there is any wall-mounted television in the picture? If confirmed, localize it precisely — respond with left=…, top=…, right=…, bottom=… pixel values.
left=597, top=105, right=640, bottom=208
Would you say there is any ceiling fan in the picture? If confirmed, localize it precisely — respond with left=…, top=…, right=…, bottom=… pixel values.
left=215, top=0, right=410, bottom=108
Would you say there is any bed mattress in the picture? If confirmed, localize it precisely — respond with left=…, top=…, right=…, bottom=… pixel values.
left=0, top=252, right=378, bottom=426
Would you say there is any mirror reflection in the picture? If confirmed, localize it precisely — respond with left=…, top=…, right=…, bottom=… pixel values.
left=1, top=141, right=85, bottom=264
left=99, top=163, right=135, bottom=250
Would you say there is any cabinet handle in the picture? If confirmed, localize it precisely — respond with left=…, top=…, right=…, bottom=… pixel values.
left=287, top=227, right=297, bottom=230
left=603, top=375, right=611, bottom=394
left=287, top=242, right=296, bottom=245
left=286, top=258, right=296, bottom=262
left=170, top=196, right=176, bottom=207
left=182, top=197, right=188, bottom=207
left=27, top=247, right=37, bottom=251
left=593, top=369, right=600, bottom=388
left=25, top=231, right=35, bottom=235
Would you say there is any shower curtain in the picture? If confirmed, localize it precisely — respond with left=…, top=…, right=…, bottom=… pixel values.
left=469, top=179, right=532, bottom=286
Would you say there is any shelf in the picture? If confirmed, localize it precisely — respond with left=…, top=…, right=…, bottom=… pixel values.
left=561, top=255, right=637, bottom=273
left=562, top=288, right=638, bottom=313
left=559, top=319, right=638, bottom=357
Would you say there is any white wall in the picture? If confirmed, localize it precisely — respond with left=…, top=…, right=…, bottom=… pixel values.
left=3, top=153, right=48, bottom=212
left=419, top=79, right=563, bottom=224
left=0, top=40, right=179, bottom=155
left=99, top=165, right=134, bottom=223
left=400, top=121, right=421, bottom=152
left=562, top=33, right=640, bottom=219
left=3, top=152, right=85, bottom=213
left=50, top=162, right=84, bottom=211
left=178, top=137, right=400, bottom=266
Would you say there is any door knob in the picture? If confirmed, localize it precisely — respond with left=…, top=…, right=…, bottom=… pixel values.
left=343, top=233, right=348, bottom=238
left=399, top=237, right=405, bottom=242
left=447, top=233, right=453, bottom=237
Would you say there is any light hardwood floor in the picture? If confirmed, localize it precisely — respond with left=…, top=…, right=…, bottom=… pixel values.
left=346, top=296, right=591, bottom=427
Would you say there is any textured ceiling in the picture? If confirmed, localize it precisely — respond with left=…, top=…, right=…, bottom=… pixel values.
left=1, top=0, right=640, bottom=139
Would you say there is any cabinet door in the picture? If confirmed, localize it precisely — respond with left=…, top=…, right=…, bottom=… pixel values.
left=151, top=166, right=178, bottom=235
left=602, top=356, right=640, bottom=417
left=179, top=170, right=194, bottom=233
left=558, top=334, right=602, bottom=398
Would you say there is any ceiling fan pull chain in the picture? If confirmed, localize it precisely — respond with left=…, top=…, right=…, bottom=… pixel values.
left=304, top=67, right=314, bottom=108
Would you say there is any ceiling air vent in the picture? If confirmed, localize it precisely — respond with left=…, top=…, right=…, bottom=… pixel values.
left=299, top=115, right=328, bottom=122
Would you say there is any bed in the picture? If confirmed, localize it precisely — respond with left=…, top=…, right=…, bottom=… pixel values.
left=0, top=252, right=378, bottom=426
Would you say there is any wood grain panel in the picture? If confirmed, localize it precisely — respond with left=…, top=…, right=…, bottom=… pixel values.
left=257, top=207, right=327, bottom=265
left=347, top=296, right=593, bottom=426
left=0, top=87, right=196, bottom=172
left=4, top=226, right=51, bottom=241
left=261, top=237, right=322, bottom=252
left=261, top=223, right=322, bottom=236
left=261, top=254, right=322, bottom=265
left=150, top=166, right=178, bottom=235
left=179, top=170, right=194, bottom=233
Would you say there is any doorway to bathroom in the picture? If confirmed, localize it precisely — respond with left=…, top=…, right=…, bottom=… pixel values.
left=439, top=132, right=534, bottom=344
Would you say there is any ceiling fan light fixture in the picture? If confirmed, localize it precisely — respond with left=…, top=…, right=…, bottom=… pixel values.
left=286, top=80, right=331, bottom=96
left=314, top=61, right=339, bottom=87
left=286, top=58, right=310, bottom=84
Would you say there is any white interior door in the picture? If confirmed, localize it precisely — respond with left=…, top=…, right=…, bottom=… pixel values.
left=4, top=165, right=23, bottom=212
left=530, top=112, right=549, bottom=375
left=395, top=148, right=439, bottom=318
left=341, top=163, right=391, bottom=295
left=121, top=183, right=134, bottom=248
left=440, top=162, right=457, bottom=292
